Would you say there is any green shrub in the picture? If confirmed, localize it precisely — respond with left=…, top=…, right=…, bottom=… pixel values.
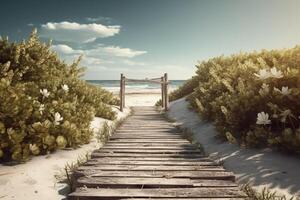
left=171, top=47, right=300, bottom=152
left=169, top=75, right=199, bottom=101
left=0, top=29, right=117, bottom=162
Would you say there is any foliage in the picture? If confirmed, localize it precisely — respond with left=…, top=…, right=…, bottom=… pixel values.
left=169, top=75, right=199, bottom=101
left=96, top=121, right=112, bottom=143
left=155, top=99, right=162, bottom=106
left=170, top=46, right=300, bottom=152
left=0, top=30, right=118, bottom=162
left=242, top=184, right=297, bottom=200
left=55, top=152, right=91, bottom=192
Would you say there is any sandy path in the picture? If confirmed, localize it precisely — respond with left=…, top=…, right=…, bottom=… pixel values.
left=168, top=98, right=300, bottom=198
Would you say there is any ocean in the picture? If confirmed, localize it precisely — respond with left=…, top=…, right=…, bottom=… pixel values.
left=87, top=80, right=186, bottom=94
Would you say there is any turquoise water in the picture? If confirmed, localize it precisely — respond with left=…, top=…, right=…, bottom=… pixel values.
left=87, top=80, right=185, bottom=92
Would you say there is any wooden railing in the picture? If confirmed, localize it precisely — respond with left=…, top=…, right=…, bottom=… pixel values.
left=119, top=73, right=169, bottom=112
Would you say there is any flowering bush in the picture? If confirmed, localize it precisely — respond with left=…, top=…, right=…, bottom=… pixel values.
left=0, top=30, right=118, bottom=162
left=170, top=47, right=300, bottom=152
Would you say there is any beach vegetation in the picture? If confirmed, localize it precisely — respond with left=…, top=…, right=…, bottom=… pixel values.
left=0, top=30, right=119, bottom=162
left=169, top=46, right=300, bottom=153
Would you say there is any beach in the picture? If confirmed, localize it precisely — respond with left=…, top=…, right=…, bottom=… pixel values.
left=88, top=80, right=182, bottom=106
left=1, top=84, right=299, bottom=199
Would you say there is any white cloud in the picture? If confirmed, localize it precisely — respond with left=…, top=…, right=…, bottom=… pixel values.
left=40, top=21, right=120, bottom=43
left=51, top=44, right=144, bottom=57
left=51, top=44, right=147, bottom=70
left=101, top=46, right=147, bottom=58
left=51, top=44, right=83, bottom=55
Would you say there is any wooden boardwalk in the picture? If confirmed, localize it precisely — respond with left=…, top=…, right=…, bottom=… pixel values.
left=69, top=106, right=246, bottom=200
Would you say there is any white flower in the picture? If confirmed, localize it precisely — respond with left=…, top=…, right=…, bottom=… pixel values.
left=254, top=69, right=271, bottom=80
left=29, top=144, right=40, bottom=155
left=259, top=83, right=269, bottom=96
left=61, top=84, right=69, bottom=92
left=54, top=112, right=63, bottom=125
left=39, top=104, right=45, bottom=115
left=270, top=67, right=283, bottom=78
left=40, top=89, right=50, bottom=98
left=280, top=109, right=293, bottom=123
left=274, top=86, right=291, bottom=96
left=256, top=112, right=271, bottom=125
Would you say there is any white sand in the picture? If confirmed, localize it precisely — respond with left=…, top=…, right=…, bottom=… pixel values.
left=124, top=93, right=161, bottom=106
left=0, top=106, right=130, bottom=200
left=168, top=97, right=300, bottom=198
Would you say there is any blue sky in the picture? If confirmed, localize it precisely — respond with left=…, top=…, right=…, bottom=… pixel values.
left=1, top=0, right=300, bottom=80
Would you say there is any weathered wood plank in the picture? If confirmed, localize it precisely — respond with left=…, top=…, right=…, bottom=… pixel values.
left=113, top=198, right=246, bottom=200
left=69, top=188, right=246, bottom=198
left=113, top=132, right=181, bottom=135
left=78, top=165, right=224, bottom=171
left=100, top=146, right=198, bottom=150
left=90, top=152, right=205, bottom=158
left=76, top=177, right=237, bottom=188
left=84, top=160, right=218, bottom=166
left=74, top=170, right=235, bottom=180
left=110, top=134, right=182, bottom=140
left=90, top=155, right=211, bottom=162
left=109, top=136, right=184, bottom=139
left=103, top=143, right=196, bottom=147
left=115, top=129, right=180, bottom=133
left=105, top=139, right=191, bottom=143
left=118, top=128, right=175, bottom=131
left=95, top=149, right=201, bottom=154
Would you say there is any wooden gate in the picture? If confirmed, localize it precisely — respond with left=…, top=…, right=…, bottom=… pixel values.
left=119, top=73, right=169, bottom=112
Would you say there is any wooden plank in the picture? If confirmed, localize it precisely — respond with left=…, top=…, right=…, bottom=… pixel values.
left=121, top=123, right=174, bottom=125
left=102, top=140, right=190, bottom=144
left=74, top=170, right=235, bottom=180
left=103, top=143, right=196, bottom=148
left=85, top=160, right=218, bottom=166
left=100, top=146, right=198, bottom=150
left=78, top=165, right=223, bottom=171
left=90, top=155, right=212, bottom=162
left=115, top=129, right=180, bottom=133
left=113, top=198, right=246, bottom=200
left=120, top=121, right=170, bottom=123
left=112, top=133, right=180, bottom=136
left=118, top=128, right=174, bottom=131
left=108, top=138, right=190, bottom=142
left=110, top=135, right=183, bottom=139
left=116, top=131, right=179, bottom=134
left=76, top=177, right=237, bottom=188
left=119, top=125, right=173, bottom=127
left=68, top=188, right=246, bottom=199
left=95, top=149, right=201, bottom=154
left=117, top=124, right=176, bottom=126
left=76, top=177, right=194, bottom=188
left=90, top=152, right=205, bottom=158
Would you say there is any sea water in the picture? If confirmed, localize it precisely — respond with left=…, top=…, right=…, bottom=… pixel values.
left=87, top=80, right=186, bottom=94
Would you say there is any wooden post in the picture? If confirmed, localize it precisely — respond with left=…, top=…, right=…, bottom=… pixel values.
left=161, top=76, right=165, bottom=108
left=122, top=75, right=125, bottom=108
left=120, top=73, right=124, bottom=111
left=164, top=73, right=169, bottom=111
